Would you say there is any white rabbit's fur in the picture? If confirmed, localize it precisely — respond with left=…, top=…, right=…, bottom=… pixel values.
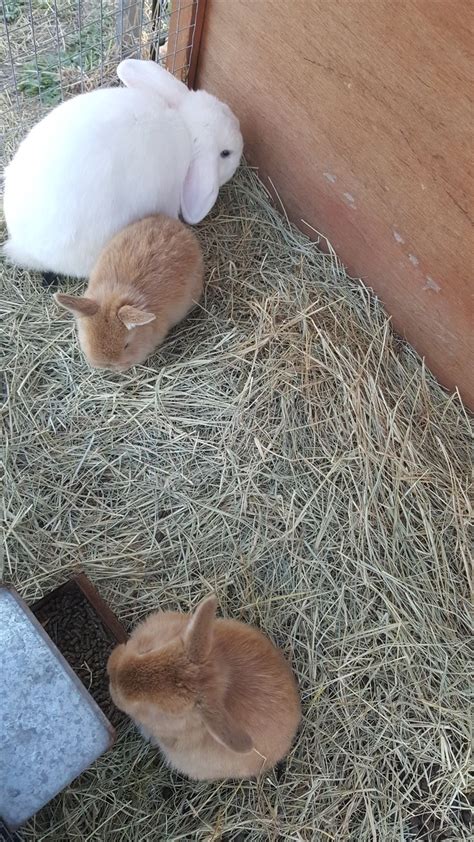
left=3, top=60, right=243, bottom=278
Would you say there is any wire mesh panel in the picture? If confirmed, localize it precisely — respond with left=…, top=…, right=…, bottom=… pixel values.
left=1, top=0, right=201, bottom=150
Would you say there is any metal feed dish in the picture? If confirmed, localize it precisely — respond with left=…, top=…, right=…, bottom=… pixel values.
left=31, top=574, right=128, bottom=728
left=0, top=587, right=115, bottom=830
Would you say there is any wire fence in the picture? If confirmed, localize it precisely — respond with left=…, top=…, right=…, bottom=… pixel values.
left=1, top=0, right=201, bottom=149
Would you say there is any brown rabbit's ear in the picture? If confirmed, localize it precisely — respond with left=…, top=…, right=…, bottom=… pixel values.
left=117, top=305, right=156, bottom=330
left=184, top=594, right=218, bottom=663
left=54, top=292, right=99, bottom=317
left=201, top=703, right=253, bottom=754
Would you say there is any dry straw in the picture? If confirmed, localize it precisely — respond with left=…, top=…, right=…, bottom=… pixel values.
left=1, top=157, right=472, bottom=839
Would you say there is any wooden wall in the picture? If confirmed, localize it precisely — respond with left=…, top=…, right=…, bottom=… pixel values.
left=196, top=0, right=474, bottom=407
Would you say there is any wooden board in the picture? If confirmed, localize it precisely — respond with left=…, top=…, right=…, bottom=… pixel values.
left=197, top=0, right=474, bottom=406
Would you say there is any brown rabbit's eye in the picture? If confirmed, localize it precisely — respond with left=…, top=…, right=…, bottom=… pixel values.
left=220, top=149, right=231, bottom=158
left=124, top=341, right=130, bottom=349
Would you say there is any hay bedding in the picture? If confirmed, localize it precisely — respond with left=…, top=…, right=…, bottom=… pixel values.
left=1, top=166, right=472, bottom=841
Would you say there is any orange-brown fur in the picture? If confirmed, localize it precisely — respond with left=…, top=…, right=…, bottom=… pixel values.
left=107, top=596, right=301, bottom=780
left=55, top=214, right=204, bottom=370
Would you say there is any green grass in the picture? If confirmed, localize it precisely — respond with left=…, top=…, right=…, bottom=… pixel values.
left=18, top=55, right=63, bottom=105
left=4, top=0, right=23, bottom=24
left=17, top=21, right=115, bottom=104
left=3, top=0, right=174, bottom=115
left=4, top=0, right=59, bottom=24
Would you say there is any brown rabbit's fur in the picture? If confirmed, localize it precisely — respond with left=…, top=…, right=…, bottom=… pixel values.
left=107, top=596, right=301, bottom=780
left=55, top=214, right=203, bottom=370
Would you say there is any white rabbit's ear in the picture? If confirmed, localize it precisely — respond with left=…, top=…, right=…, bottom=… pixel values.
left=117, top=59, right=188, bottom=107
left=181, top=153, right=219, bottom=224
left=118, top=305, right=156, bottom=330
left=54, top=293, right=98, bottom=317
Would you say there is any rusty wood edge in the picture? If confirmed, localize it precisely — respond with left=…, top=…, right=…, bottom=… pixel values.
left=30, top=572, right=128, bottom=644
left=187, top=0, right=207, bottom=89
left=165, top=0, right=196, bottom=80
left=71, top=573, right=129, bottom=643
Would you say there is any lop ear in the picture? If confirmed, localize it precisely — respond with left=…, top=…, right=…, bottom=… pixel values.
left=201, top=702, right=254, bottom=754
left=118, top=305, right=156, bottom=330
left=117, top=59, right=188, bottom=107
left=181, top=153, right=219, bottom=225
left=185, top=594, right=217, bottom=663
left=54, top=292, right=99, bottom=317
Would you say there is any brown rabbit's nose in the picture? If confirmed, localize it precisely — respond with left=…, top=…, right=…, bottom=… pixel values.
left=90, top=361, right=128, bottom=373
left=89, top=360, right=110, bottom=371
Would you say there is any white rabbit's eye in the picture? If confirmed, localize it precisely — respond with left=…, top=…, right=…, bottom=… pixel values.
left=220, top=149, right=231, bottom=158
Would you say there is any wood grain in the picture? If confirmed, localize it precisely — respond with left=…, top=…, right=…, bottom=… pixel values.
left=197, top=0, right=474, bottom=406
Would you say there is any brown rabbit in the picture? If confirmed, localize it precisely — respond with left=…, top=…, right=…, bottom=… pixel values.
left=107, top=595, right=301, bottom=780
left=54, top=214, right=203, bottom=371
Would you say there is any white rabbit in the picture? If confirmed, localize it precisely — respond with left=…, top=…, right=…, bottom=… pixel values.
left=3, top=60, right=243, bottom=279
